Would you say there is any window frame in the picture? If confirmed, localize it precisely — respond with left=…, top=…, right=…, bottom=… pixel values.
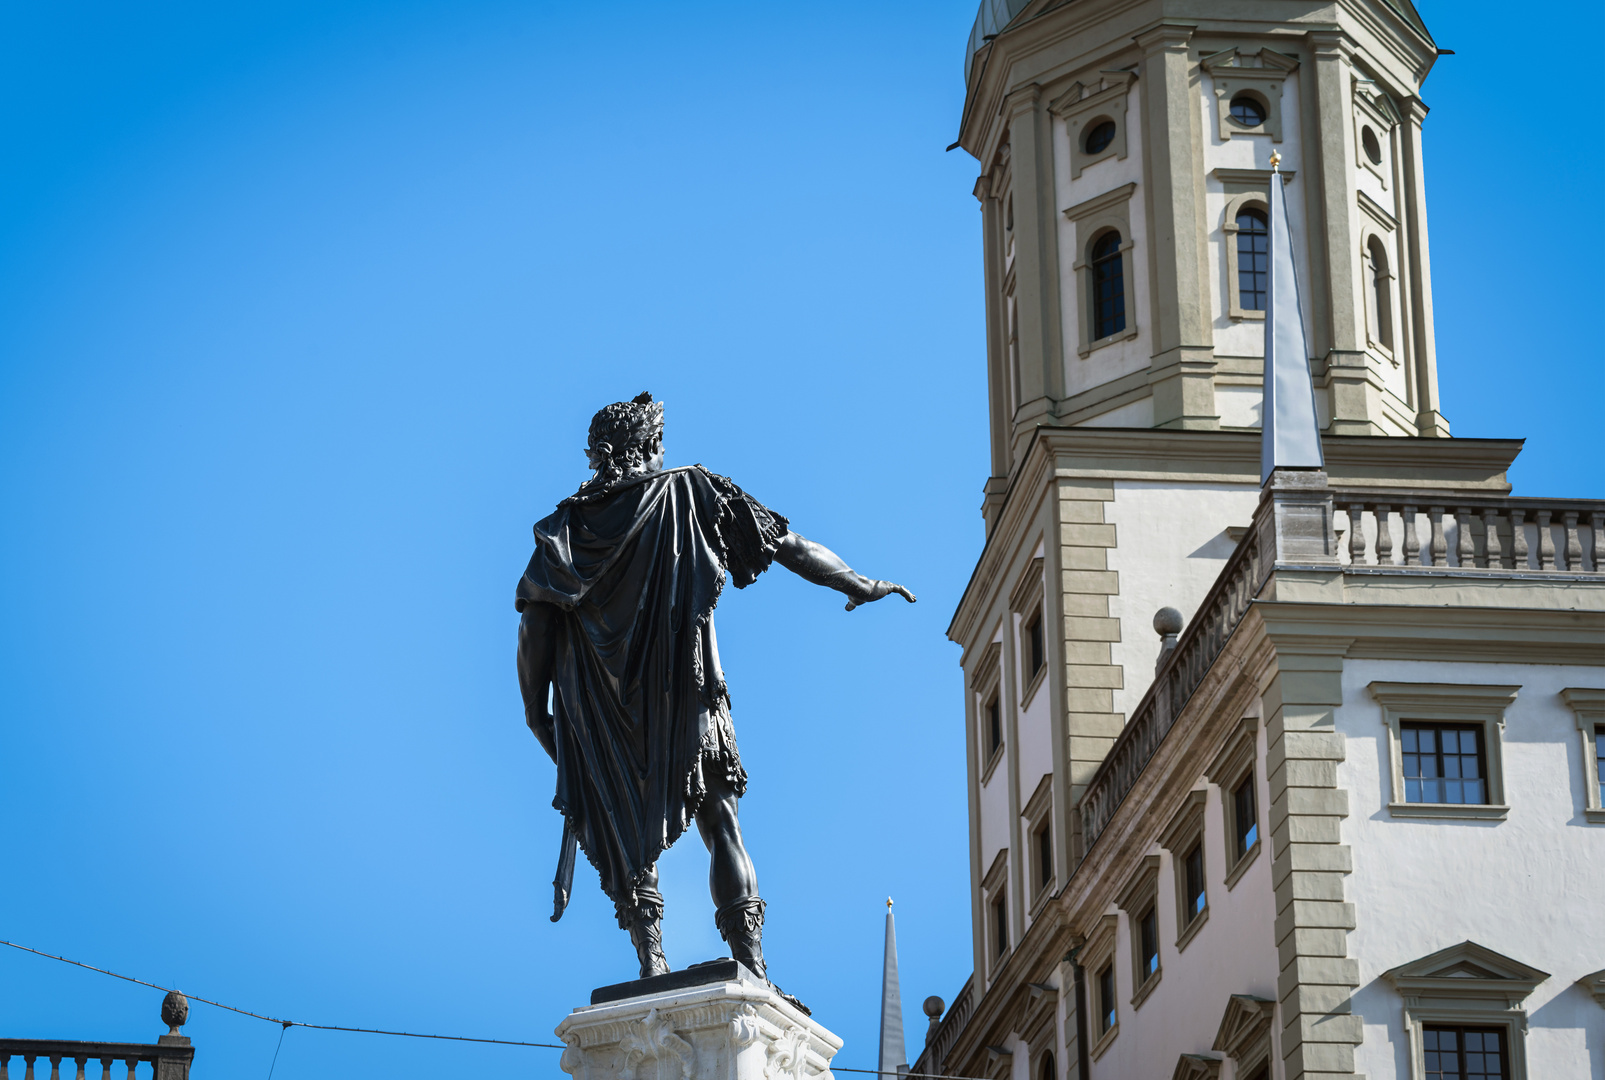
left=982, top=848, right=1010, bottom=978
left=1212, top=994, right=1275, bottom=1079
left=1114, top=854, right=1163, bottom=1009
left=1363, top=233, right=1397, bottom=356
left=1219, top=182, right=1287, bottom=322
left=1081, top=913, right=1120, bottom=1060
left=1047, top=71, right=1135, bottom=179
left=1010, top=557, right=1047, bottom=708
left=1201, top=47, right=1296, bottom=143
left=974, top=639, right=1005, bottom=786
left=1064, top=183, right=1139, bottom=358
left=1560, top=688, right=1605, bottom=824
left=1156, top=789, right=1209, bottom=951
left=1384, top=941, right=1547, bottom=1080
left=1088, top=232, right=1128, bottom=342
left=1022, top=773, right=1056, bottom=911
left=1205, top=716, right=1262, bottom=890
left=1370, top=683, right=1517, bottom=820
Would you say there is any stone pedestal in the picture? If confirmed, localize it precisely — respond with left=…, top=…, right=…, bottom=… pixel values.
left=556, top=961, right=841, bottom=1080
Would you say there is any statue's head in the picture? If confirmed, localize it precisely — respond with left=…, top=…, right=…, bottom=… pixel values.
left=584, top=391, right=664, bottom=486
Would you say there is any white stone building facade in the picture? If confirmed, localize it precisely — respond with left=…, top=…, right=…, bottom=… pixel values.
left=917, top=2, right=1605, bottom=1080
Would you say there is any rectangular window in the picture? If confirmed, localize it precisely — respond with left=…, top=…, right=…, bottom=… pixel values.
left=1596, top=725, right=1603, bottom=807
left=1183, top=842, right=1206, bottom=924
left=1097, top=963, right=1116, bottom=1033
left=1026, top=610, right=1044, bottom=679
left=1401, top=723, right=1487, bottom=804
left=992, top=894, right=1008, bottom=958
left=985, top=695, right=1001, bottom=758
left=1035, top=820, right=1053, bottom=895
left=1423, top=1025, right=1507, bottom=1080
left=1233, top=772, right=1258, bottom=860
left=1138, top=906, right=1158, bottom=982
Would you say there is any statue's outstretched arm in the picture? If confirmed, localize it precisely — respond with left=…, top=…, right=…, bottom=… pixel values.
left=517, top=601, right=559, bottom=760
left=774, top=532, right=916, bottom=611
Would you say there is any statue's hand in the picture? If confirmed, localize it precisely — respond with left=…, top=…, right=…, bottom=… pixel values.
left=844, top=580, right=917, bottom=611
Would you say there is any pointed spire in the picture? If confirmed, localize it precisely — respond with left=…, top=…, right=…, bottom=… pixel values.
left=878, top=898, right=907, bottom=1078
left=1260, top=148, right=1325, bottom=484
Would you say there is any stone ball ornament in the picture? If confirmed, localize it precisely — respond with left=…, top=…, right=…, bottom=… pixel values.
left=161, top=989, right=189, bottom=1035
left=1153, top=606, right=1184, bottom=637
left=923, top=995, right=945, bottom=1019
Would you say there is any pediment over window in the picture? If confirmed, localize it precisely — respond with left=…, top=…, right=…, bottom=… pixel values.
left=1578, top=969, right=1605, bottom=1009
left=1170, top=1053, right=1221, bottom=1080
left=1211, top=994, right=1274, bottom=1058
left=1383, top=941, right=1549, bottom=1005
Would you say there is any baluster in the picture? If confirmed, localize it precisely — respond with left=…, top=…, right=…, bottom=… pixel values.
left=1, top=1054, right=9, bottom=1080
left=1592, top=512, right=1605, bottom=573
left=1403, top=505, right=1421, bottom=565
left=1374, top=505, right=1394, bottom=565
left=47, top=1058, right=59, bottom=1080
left=125, top=1058, right=140, bottom=1080
left=1536, top=510, right=1556, bottom=570
left=23, top=1057, right=34, bottom=1080
left=1509, top=509, right=1529, bottom=569
left=1481, top=508, right=1503, bottom=569
left=1348, top=503, right=1368, bottom=564
left=1428, top=507, right=1447, bottom=567
left=1455, top=507, right=1475, bottom=567
left=1563, top=511, right=1581, bottom=571
left=72, top=1059, right=85, bottom=1080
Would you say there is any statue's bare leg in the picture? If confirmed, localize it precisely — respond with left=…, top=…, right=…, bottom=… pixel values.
left=694, top=774, right=766, bottom=979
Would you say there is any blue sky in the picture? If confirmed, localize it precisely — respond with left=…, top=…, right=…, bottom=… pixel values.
left=0, top=2, right=1598, bottom=1077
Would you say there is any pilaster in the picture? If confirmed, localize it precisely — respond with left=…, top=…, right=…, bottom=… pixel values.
left=1055, top=478, right=1123, bottom=863
left=1260, top=631, right=1359, bottom=1080
left=1137, top=22, right=1217, bottom=430
left=1398, top=96, right=1449, bottom=437
left=1006, top=85, right=1065, bottom=437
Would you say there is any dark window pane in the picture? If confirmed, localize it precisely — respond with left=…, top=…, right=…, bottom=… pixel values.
left=1084, top=120, right=1117, bottom=154
left=1090, top=232, right=1126, bottom=340
left=1098, top=965, right=1116, bottom=1033
left=986, top=697, right=1001, bottom=756
left=1235, top=209, right=1268, bottom=311
left=1424, top=1026, right=1506, bottom=1080
left=993, top=895, right=1008, bottom=956
left=1596, top=726, right=1604, bottom=804
left=1027, top=611, right=1044, bottom=676
left=1139, top=907, right=1158, bottom=979
left=1234, top=773, right=1258, bottom=859
left=1184, top=843, right=1206, bottom=921
left=1037, top=823, right=1053, bottom=893
left=1229, top=95, right=1265, bottom=126
left=1401, top=723, right=1487, bottom=805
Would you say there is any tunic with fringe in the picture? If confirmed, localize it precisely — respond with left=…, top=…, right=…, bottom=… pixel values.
left=514, top=465, right=787, bottom=918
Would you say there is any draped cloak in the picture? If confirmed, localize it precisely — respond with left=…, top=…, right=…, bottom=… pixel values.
left=515, top=465, right=788, bottom=916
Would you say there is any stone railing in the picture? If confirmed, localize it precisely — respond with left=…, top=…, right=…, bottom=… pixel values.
left=1329, top=491, right=1603, bottom=573
left=910, top=975, right=972, bottom=1078
left=1, top=992, right=194, bottom=1080
left=1079, top=474, right=1605, bottom=854
left=1079, top=504, right=1272, bottom=850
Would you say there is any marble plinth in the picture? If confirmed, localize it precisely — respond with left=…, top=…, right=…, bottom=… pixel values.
left=556, top=961, right=840, bottom=1080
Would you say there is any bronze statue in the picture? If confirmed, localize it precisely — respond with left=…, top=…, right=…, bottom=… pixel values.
left=516, top=393, right=914, bottom=987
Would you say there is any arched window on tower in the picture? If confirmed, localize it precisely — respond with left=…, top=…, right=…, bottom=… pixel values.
left=1235, top=208, right=1269, bottom=312
left=1090, top=232, right=1126, bottom=340
left=1366, top=237, right=1394, bottom=351
left=1038, top=1050, right=1057, bottom=1080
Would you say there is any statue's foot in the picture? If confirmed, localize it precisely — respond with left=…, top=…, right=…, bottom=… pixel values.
left=715, top=896, right=767, bottom=981
left=627, top=920, right=670, bottom=979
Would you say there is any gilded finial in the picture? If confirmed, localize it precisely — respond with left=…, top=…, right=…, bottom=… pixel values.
left=886, top=897, right=894, bottom=910
left=1269, top=149, right=1282, bottom=171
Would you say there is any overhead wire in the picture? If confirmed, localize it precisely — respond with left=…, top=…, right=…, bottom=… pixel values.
left=1, top=938, right=998, bottom=1080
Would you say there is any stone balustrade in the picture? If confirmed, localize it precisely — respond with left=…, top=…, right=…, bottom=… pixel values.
left=1, top=991, right=193, bottom=1080
left=1079, top=476, right=1605, bottom=854
left=1329, top=491, right=1603, bottom=573
left=910, top=976, right=972, bottom=1079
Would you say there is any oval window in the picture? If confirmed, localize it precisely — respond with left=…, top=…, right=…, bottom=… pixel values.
left=1084, top=120, right=1117, bottom=155
left=1362, top=125, right=1383, bottom=164
left=1229, top=94, right=1266, bottom=127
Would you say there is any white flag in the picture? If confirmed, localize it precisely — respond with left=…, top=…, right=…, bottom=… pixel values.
left=1260, top=164, right=1324, bottom=482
